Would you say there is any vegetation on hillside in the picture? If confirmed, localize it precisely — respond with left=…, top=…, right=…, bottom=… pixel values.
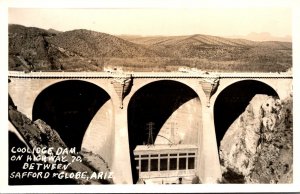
left=9, top=24, right=292, bottom=72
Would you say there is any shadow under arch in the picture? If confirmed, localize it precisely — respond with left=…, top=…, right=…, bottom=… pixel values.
left=213, top=79, right=279, bottom=149
left=32, top=80, right=110, bottom=150
left=127, top=80, right=201, bottom=183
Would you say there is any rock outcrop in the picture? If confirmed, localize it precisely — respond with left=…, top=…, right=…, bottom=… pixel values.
left=219, top=94, right=293, bottom=183
left=8, top=103, right=113, bottom=185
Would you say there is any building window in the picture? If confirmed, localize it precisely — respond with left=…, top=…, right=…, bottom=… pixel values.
left=179, top=158, right=186, bottom=170
left=160, top=158, right=168, bottom=171
left=169, top=158, right=177, bottom=170
left=188, top=157, right=195, bottom=169
left=151, top=159, right=158, bottom=171
left=141, top=159, right=149, bottom=172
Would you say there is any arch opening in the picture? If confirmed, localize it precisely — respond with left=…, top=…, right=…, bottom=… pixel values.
left=214, top=80, right=279, bottom=149
left=128, top=80, right=202, bottom=183
left=32, top=80, right=110, bottom=151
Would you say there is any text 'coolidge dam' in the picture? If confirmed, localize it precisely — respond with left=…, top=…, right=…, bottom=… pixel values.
left=8, top=70, right=292, bottom=184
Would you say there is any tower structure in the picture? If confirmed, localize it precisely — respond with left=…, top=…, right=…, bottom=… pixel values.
left=146, top=122, right=155, bottom=145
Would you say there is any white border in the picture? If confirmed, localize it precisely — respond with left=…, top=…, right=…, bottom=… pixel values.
left=1, top=0, right=300, bottom=193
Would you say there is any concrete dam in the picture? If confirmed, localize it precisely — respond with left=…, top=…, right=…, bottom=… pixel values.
left=8, top=70, right=292, bottom=184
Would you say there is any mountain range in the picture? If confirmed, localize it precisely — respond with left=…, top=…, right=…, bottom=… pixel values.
left=227, top=32, right=292, bottom=42
left=8, top=24, right=292, bottom=72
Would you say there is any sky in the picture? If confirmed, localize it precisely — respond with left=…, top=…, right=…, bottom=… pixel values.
left=8, top=8, right=292, bottom=39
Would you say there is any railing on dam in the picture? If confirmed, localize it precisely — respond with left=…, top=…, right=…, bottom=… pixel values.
left=8, top=71, right=293, bottom=79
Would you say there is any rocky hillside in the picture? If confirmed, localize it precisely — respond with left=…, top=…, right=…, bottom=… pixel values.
left=48, top=29, right=159, bottom=58
left=219, top=94, right=293, bottom=183
left=9, top=25, right=55, bottom=71
left=8, top=96, right=112, bottom=185
left=8, top=24, right=159, bottom=71
left=9, top=24, right=292, bottom=72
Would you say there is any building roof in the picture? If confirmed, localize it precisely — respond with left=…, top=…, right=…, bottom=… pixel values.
left=134, top=144, right=197, bottom=152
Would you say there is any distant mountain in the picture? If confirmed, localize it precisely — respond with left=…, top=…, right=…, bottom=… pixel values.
left=47, top=28, right=63, bottom=34
left=119, top=34, right=256, bottom=46
left=227, top=32, right=292, bottom=42
left=9, top=24, right=292, bottom=72
left=119, top=34, right=292, bottom=69
left=119, top=34, right=291, bottom=49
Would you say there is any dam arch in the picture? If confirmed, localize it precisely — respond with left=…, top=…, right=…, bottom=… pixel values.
left=127, top=80, right=202, bottom=183
left=213, top=79, right=279, bottom=149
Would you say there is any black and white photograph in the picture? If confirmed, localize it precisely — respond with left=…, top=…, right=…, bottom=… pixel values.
left=1, top=0, right=299, bottom=193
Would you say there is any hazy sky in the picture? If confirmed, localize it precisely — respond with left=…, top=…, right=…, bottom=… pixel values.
left=9, top=8, right=291, bottom=37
